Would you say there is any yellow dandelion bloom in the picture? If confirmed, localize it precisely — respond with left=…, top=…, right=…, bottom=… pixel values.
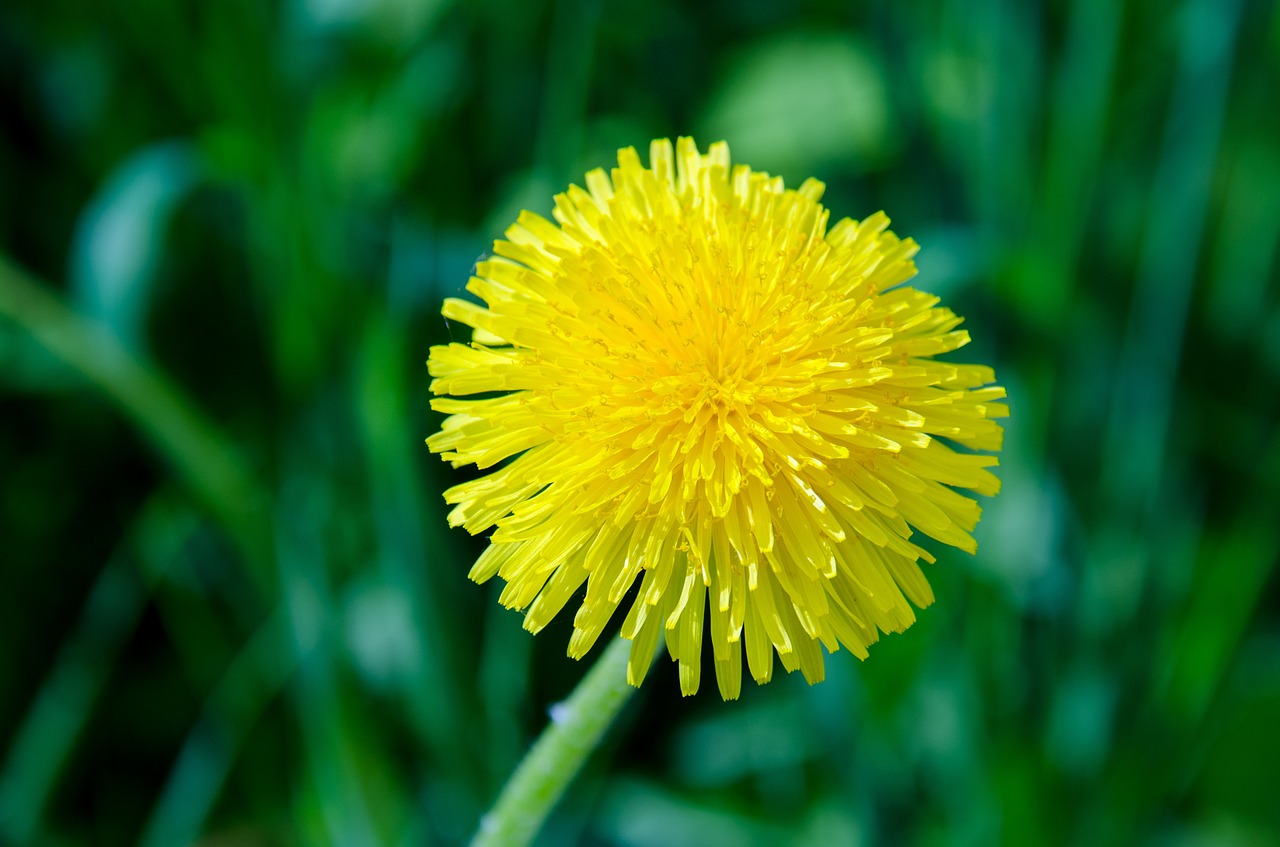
left=427, top=138, right=1006, bottom=699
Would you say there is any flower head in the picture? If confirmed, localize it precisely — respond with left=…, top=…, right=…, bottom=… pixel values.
left=428, top=138, right=1006, bottom=699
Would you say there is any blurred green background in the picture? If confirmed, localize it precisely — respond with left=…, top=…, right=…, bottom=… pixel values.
left=2, top=0, right=1278, bottom=845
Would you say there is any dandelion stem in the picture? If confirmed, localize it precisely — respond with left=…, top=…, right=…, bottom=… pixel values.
left=470, top=635, right=643, bottom=847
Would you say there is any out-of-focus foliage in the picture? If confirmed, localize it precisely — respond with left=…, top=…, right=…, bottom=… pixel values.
left=1, top=0, right=1277, bottom=845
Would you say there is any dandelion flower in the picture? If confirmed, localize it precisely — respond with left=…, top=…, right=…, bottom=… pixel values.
left=427, top=138, right=1006, bottom=699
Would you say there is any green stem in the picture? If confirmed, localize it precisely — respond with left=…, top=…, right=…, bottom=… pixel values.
left=470, top=635, right=642, bottom=847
